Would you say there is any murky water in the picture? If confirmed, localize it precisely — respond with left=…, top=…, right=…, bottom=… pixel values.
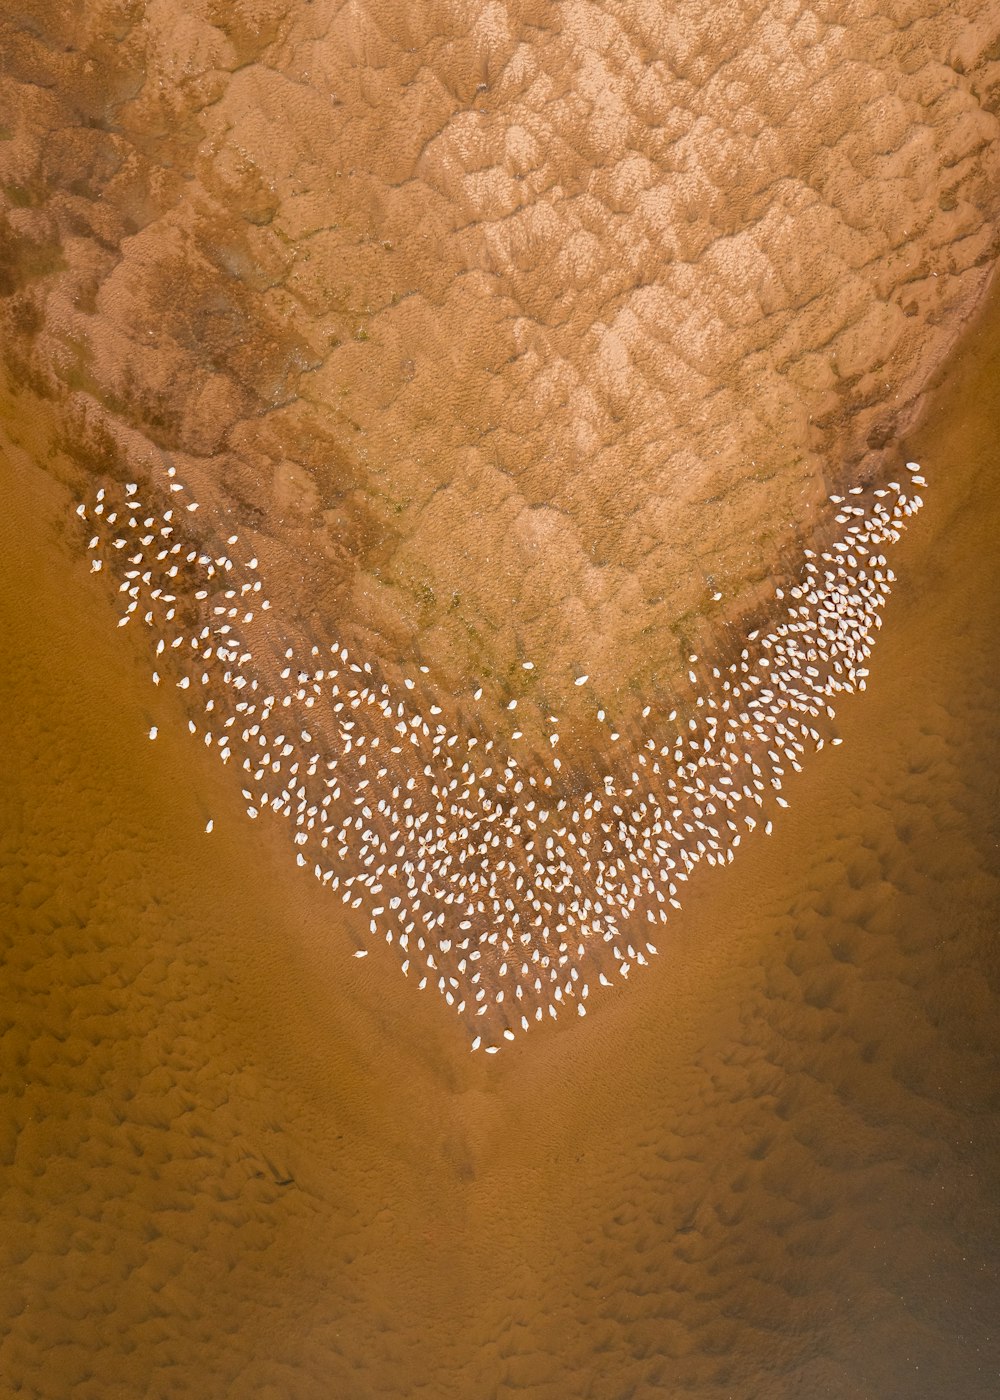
left=3, top=268, right=999, bottom=1400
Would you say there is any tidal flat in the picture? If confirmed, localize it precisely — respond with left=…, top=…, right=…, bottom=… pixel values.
left=2, top=2, right=1000, bottom=1396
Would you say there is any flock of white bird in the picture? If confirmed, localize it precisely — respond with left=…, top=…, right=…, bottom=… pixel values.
left=77, top=460, right=925, bottom=1051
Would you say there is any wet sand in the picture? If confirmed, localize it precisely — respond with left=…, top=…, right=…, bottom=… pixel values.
left=2, top=243, right=999, bottom=1400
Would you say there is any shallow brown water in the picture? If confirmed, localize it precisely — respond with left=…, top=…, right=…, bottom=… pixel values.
left=2, top=259, right=1000, bottom=1400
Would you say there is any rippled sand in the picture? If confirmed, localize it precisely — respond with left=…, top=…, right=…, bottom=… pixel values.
left=3, top=0, right=1000, bottom=1392
left=2, top=269, right=999, bottom=1400
left=2, top=0, right=999, bottom=736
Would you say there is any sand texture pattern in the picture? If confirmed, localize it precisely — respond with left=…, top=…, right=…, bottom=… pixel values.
left=1, top=0, right=999, bottom=734
left=2, top=0, right=1000, bottom=1394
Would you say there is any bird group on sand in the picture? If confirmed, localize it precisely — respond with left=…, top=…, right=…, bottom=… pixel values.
left=77, top=461, right=926, bottom=1052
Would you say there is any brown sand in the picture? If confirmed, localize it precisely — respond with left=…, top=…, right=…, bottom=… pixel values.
left=1, top=0, right=999, bottom=742
left=2, top=218, right=999, bottom=1400
left=3, top=0, right=1000, bottom=1392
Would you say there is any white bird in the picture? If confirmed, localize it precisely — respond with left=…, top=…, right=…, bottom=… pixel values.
left=81, top=458, right=923, bottom=1052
